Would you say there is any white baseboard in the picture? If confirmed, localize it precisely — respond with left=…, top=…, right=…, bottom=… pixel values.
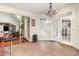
left=73, top=44, right=79, bottom=50
left=52, top=39, right=79, bottom=50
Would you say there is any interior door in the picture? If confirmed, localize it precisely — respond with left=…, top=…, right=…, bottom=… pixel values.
left=61, top=15, right=72, bottom=42
left=39, top=19, right=51, bottom=40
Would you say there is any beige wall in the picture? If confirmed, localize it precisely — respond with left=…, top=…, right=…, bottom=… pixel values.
left=0, top=12, right=19, bottom=31
left=0, top=4, right=79, bottom=50
left=51, top=4, right=79, bottom=50
left=73, top=4, right=79, bottom=49
left=0, top=5, right=36, bottom=41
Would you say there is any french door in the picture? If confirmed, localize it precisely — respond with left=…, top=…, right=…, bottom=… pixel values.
left=39, top=19, right=51, bottom=40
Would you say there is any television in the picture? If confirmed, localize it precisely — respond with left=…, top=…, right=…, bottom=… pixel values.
left=3, top=26, right=9, bottom=31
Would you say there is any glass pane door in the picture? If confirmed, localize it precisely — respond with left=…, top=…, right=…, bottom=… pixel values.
left=62, top=19, right=71, bottom=42
left=39, top=19, right=51, bottom=40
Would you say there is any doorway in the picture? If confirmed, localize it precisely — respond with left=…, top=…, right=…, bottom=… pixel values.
left=24, top=17, right=30, bottom=39
left=39, top=19, right=51, bottom=40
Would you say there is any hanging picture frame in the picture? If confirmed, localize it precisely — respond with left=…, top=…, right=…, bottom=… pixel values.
left=31, top=19, right=35, bottom=26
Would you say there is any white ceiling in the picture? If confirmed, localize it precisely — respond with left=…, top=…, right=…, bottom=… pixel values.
left=0, top=3, right=72, bottom=14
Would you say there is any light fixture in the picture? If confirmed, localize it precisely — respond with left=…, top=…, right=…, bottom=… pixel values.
left=45, top=3, right=57, bottom=17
